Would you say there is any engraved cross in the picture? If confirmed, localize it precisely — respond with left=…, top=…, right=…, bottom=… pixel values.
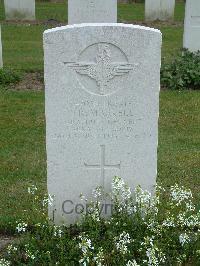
left=84, top=145, right=121, bottom=188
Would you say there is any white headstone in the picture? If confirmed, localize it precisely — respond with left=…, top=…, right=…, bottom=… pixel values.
left=44, top=23, right=162, bottom=225
left=4, top=0, right=35, bottom=20
left=145, top=0, right=175, bottom=21
left=183, top=0, right=200, bottom=52
left=68, top=0, right=117, bottom=24
left=0, top=26, right=3, bottom=68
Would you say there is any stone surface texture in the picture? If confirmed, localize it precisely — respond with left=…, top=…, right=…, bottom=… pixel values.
left=68, top=0, right=117, bottom=24
left=145, top=0, right=175, bottom=21
left=44, top=23, right=162, bottom=225
left=0, top=26, right=3, bottom=68
left=4, top=0, right=35, bottom=20
left=183, top=0, right=200, bottom=52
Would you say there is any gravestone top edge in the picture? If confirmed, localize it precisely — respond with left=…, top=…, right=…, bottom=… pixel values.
left=43, top=23, right=161, bottom=36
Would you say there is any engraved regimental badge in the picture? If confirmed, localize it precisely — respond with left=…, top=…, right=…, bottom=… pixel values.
left=64, top=43, right=138, bottom=96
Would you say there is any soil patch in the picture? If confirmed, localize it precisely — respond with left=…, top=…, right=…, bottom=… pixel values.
left=11, top=72, right=44, bottom=91
left=120, top=20, right=183, bottom=28
left=2, top=19, right=65, bottom=27
left=0, top=236, right=15, bottom=253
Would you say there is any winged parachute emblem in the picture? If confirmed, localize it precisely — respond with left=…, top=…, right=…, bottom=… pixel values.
left=64, top=43, right=138, bottom=95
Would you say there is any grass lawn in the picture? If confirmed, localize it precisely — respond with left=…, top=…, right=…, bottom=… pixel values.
left=1, top=24, right=46, bottom=72
left=0, top=90, right=46, bottom=233
left=0, top=1, right=199, bottom=233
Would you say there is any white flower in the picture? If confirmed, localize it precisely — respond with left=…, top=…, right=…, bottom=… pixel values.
left=43, top=194, right=54, bottom=207
left=53, top=226, right=63, bottom=237
left=78, top=234, right=94, bottom=264
left=94, top=247, right=104, bottom=266
left=185, top=214, right=200, bottom=227
left=115, top=231, right=131, bottom=255
left=186, top=202, right=195, bottom=212
left=126, top=260, right=140, bottom=266
left=135, top=186, right=151, bottom=213
left=0, top=259, right=11, bottom=266
left=143, top=237, right=166, bottom=266
left=177, top=212, right=200, bottom=228
left=179, top=233, right=190, bottom=246
left=170, top=184, right=193, bottom=206
left=16, top=222, right=28, bottom=233
left=162, top=217, right=175, bottom=228
left=28, top=185, right=38, bottom=195
left=146, top=247, right=159, bottom=266
left=92, top=187, right=102, bottom=199
left=23, top=244, right=36, bottom=260
left=26, top=250, right=36, bottom=260
left=30, top=254, right=35, bottom=260
left=111, top=176, right=132, bottom=212
left=7, top=244, right=17, bottom=255
left=80, top=193, right=87, bottom=202
left=79, top=237, right=93, bottom=253
left=58, top=229, right=62, bottom=237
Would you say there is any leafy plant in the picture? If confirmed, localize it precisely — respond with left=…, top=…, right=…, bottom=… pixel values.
left=0, top=69, right=21, bottom=86
left=161, top=49, right=200, bottom=90
left=0, top=177, right=199, bottom=265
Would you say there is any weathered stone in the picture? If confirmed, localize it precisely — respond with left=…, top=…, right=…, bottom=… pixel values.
left=183, top=0, right=200, bottom=52
left=44, top=24, right=162, bottom=225
left=68, top=0, right=117, bottom=24
left=4, top=0, right=35, bottom=20
left=145, top=0, right=175, bottom=21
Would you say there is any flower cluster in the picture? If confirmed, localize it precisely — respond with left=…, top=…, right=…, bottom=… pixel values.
left=92, top=186, right=102, bottom=199
left=162, top=216, right=175, bottom=228
left=142, top=237, right=166, bottom=266
left=7, top=245, right=17, bottom=256
left=115, top=231, right=131, bottom=255
left=2, top=177, right=199, bottom=265
left=78, top=234, right=94, bottom=265
left=170, top=184, right=193, bottom=206
left=94, top=247, right=105, bottom=266
left=42, top=194, right=54, bottom=207
left=53, top=226, right=63, bottom=238
left=179, top=233, right=191, bottom=247
left=0, top=259, right=11, bottom=266
left=177, top=211, right=200, bottom=228
left=28, top=185, right=38, bottom=195
left=78, top=234, right=106, bottom=265
left=16, top=221, right=28, bottom=233
left=126, top=260, right=140, bottom=266
left=24, top=244, right=36, bottom=261
left=111, top=176, right=132, bottom=212
left=135, top=186, right=151, bottom=213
